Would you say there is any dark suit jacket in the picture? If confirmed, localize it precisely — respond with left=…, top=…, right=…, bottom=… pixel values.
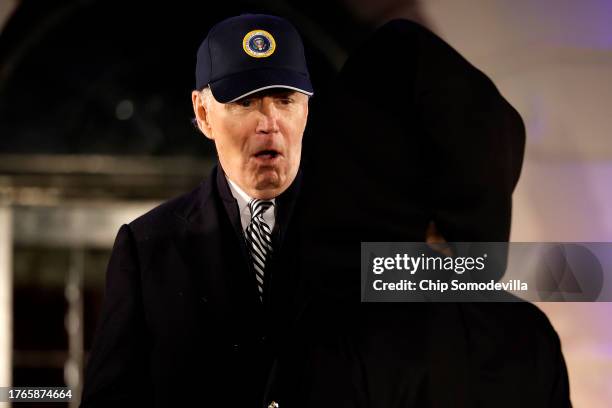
left=271, top=19, right=570, bottom=407
left=80, top=164, right=303, bottom=407
left=271, top=301, right=571, bottom=408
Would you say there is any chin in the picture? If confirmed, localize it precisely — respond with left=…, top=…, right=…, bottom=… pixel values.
left=254, top=173, right=291, bottom=198
left=255, top=176, right=282, bottom=191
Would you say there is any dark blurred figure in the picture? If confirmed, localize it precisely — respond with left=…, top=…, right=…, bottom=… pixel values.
left=265, top=20, right=570, bottom=407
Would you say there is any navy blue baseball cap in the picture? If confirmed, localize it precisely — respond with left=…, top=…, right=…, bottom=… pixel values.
left=195, top=14, right=314, bottom=103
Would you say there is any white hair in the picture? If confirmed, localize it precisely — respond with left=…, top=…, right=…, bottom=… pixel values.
left=199, top=86, right=213, bottom=110
left=192, top=86, right=214, bottom=134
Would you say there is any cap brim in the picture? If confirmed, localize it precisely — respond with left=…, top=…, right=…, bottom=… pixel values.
left=209, top=68, right=314, bottom=103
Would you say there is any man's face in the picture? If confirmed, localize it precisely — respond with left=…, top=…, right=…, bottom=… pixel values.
left=192, top=89, right=309, bottom=199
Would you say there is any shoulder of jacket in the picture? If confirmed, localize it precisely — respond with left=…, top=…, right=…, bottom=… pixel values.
left=127, top=177, right=212, bottom=240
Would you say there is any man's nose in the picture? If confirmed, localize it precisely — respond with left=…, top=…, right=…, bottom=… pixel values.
left=256, top=99, right=280, bottom=134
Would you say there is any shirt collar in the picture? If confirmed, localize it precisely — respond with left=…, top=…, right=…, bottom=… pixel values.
left=225, top=174, right=276, bottom=233
left=225, top=176, right=276, bottom=211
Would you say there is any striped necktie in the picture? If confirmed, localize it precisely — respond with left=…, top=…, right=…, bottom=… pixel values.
left=245, top=199, right=274, bottom=301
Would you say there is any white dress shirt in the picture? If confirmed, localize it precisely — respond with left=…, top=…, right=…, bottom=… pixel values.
left=226, top=175, right=276, bottom=233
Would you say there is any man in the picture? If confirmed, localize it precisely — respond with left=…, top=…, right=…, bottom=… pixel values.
left=276, top=19, right=570, bottom=407
left=81, top=14, right=312, bottom=407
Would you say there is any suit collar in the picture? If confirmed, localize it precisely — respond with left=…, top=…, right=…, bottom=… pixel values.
left=215, top=165, right=247, bottom=243
left=214, top=163, right=303, bottom=247
left=177, top=163, right=303, bottom=308
left=179, top=163, right=261, bottom=308
left=177, top=163, right=246, bottom=235
left=273, top=168, right=302, bottom=250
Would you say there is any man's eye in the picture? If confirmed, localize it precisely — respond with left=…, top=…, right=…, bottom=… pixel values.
left=280, top=98, right=293, bottom=105
left=238, top=99, right=253, bottom=107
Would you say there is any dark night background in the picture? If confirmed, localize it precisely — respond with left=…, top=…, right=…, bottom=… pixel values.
left=1, top=1, right=611, bottom=406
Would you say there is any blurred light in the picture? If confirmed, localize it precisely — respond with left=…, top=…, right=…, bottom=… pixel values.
left=115, top=100, right=134, bottom=120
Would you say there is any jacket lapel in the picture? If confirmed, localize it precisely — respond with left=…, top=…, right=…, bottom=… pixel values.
left=176, top=165, right=261, bottom=322
left=273, top=168, right=302, bottom=252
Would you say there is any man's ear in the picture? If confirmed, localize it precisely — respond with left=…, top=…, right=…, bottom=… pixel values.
left=191, top=90, right=214, bottom=140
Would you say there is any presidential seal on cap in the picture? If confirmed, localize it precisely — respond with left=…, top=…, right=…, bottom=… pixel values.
left=195, top=14, right=314, bottom=103
left=243, top=29, right=276, bottom=58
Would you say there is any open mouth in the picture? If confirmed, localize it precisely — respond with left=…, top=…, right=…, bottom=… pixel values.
left=254, top=149, right=280, bottom=159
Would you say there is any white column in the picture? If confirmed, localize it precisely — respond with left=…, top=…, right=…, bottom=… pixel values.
left=65, top=248, right=84, bottom=407
left=0, top=206, right=13, bottom=408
